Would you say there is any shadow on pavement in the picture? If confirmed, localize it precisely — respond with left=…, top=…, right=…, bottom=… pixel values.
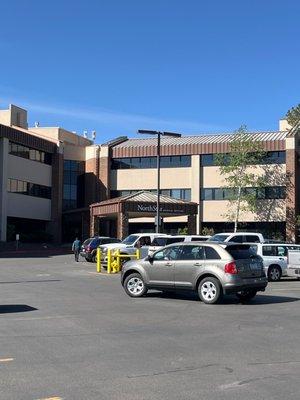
left=145, top=291, right=300, bottom=305
left=0, top=304, right=38, bottom=314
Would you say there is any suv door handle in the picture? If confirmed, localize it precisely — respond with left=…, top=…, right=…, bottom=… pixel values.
left=194, top=262, right=202, bottom=266
left=165, top=262, right=173, bottom=267
left=279, top=257, right=284, bottom=261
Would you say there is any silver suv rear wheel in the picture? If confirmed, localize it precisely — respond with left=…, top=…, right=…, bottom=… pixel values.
left=268, top=265, right=282, bottom=282
left=124, top=273, right=148, bottom=298
left=198, top=277, right=222, bottom=304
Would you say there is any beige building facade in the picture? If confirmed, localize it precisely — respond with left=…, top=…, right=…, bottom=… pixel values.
left=0, top=103, right=299, bottom=243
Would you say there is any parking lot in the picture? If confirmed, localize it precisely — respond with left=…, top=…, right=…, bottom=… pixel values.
left=0, top=254, right=300, bottom=400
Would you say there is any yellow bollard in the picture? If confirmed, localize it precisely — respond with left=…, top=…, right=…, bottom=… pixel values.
left=96, top=248, right=101, bottom=273
left=107, top=249, right=112, bottom=274
left=136, top=248, right=141, bottom=259
left=115, top=249, right=121, bottom=273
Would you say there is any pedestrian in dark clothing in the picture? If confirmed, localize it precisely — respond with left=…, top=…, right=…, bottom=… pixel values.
left=72, top=237, right=81, bottom=262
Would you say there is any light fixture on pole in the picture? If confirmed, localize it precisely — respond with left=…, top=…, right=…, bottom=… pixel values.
left=137, top=130, right=182, bottom=233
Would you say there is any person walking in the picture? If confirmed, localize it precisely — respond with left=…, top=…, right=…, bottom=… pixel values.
left=72, top=237, right=81, bottom=262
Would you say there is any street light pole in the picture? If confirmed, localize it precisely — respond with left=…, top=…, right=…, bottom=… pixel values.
left=156, top=132, right=161, bottom=233
left=137, top=130, right=181, bottom=234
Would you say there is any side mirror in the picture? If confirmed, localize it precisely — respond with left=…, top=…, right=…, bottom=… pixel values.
left=147, top=255, right=154, bottom=263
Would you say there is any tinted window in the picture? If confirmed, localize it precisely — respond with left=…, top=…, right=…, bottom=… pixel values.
left=166, top=237, right=185, bottom=245
left=101, top=238, right=120, bottom=244
left=179, top=245, right=204, bottom=260
left=225, top=245, right=257, bottom=260
left=122, top=235, right=139, bottom=245
left=229, top=235, right=244, bottom=243
left=153, top=246, right=181, bottom=261
left=151, top=238, right=168, bottom=246
left=83, top=238, right=93, bottom=246
left=262, top=246, right=277, bottom=256
left=138, top=236, right=151, bottom=246
left=191, top=237, right=208, bottom=242
left=210, top=234, right=230, bottom=242
left=245, top=235, right=260, bottom=243
left=205, top=247, right=221, bottom=260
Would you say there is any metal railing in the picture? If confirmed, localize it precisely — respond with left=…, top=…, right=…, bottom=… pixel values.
left=96, top=248, right=141, bottom=274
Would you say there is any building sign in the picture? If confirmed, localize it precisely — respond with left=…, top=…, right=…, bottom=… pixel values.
left=137, top=204, right=185, bottom=214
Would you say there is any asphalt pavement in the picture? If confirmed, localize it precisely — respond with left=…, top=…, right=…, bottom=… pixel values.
left=0, top=254, right=300, bottom=400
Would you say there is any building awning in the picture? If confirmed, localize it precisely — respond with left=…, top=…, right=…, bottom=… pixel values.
left=90, top=191, right=198, bottom=219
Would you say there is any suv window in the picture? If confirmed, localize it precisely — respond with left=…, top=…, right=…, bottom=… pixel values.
left=191, top=237, right=207, bottom=242
left=91, top=238, right=101, bottom=246
left=262, top=246, right=277, bottom=256
left=166, top=237, right=185, bottom=245
left=205, top=246, right=221, bottom=260
left=152, top=237, right=168, bottom=246
left=102, top=238, right=119, bottom=244
left=229, top=235, right=244, bottom=243
left=153, top=246, right=181, bottom=261
left=225, top=245, right=256, bottom=259
left=245, top=235, right=260, bottom=243
left=179, top=245, right=204, bottom=260
left=137, top=236, right=151, bottom=247
left=277, top=246, right=287, bottom=257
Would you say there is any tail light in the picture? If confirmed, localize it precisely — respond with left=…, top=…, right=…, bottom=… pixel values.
left=86, top=245, right=91, bottom=252
left=225, top=261, right=238, bottom=274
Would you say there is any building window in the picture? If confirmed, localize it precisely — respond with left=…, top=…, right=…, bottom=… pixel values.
left=110, top=188, right=191, bottom=201
left=63, top=160, right=85, bottom=210
left=111, top=155, right=191, bottom=169
left=9, top=142, right=52, bottom=165
left=201, top=186, right=286, bottom=200
left=7, top=178, right=51, bottom=199
left=201, top=151, right=286, bottom=166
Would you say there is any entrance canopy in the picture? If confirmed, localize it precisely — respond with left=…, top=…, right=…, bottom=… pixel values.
left=90, top=191, right=198, bottom=239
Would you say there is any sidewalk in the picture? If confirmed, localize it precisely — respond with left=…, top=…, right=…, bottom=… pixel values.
left=0, top=242, right=72, bottom=258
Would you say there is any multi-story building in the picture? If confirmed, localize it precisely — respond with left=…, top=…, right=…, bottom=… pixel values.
left=0, top=103, right=299, bottom=243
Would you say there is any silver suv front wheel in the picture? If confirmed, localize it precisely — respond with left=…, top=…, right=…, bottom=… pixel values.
left=198, top=277, right=222, bottom=304
left=124, top=273, right=148, bottom=298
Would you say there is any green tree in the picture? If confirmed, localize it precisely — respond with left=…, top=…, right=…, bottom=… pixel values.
left=217, top=125, right=267, bottom=232
left=286, top=103, right=300, bottom=128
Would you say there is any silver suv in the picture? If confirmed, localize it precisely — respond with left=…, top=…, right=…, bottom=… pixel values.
left=121, top=242, right=267, bottom=304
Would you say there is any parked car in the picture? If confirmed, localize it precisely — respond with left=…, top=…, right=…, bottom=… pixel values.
left=286, top=249, right=300, bottom=279
left=121, top=242, right=267, bottom=304
left=99, top=233, right=167, bottom=266
left=80, top=236, right=121, bottom=262
left=247, top=242, right=300, bottom=281
left=210, top=232, right=265, bottom=243
left=148, top=235, right=211, bottom=257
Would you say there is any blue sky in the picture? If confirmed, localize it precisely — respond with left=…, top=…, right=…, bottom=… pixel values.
left=0, top=0, right=299, bottom=143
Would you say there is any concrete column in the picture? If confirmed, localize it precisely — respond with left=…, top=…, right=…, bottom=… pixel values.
left=0, top=138, right=8, bottom=241
left=286, top=138, right=297, bottom=242
left=191, top=155, right=201, bottom=234
left=118, top=212, right=128, bottom=240
left=188, top=214, right=197, bottom=235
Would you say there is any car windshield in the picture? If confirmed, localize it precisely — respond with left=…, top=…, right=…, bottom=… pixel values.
left=210, top=234, right=230, bottom=242
left=83, top=238, right=93, bottom=246
left=122, top=235, right=139, bottom=245
left=225, top=245, right=257, bottom=260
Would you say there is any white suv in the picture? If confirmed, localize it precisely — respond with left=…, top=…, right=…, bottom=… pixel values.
left=210, top=232, right=265, bottom=244
left=148, top=235, right=211, bottom=257
left=247, top=243, right=300, bottom=281
left=99, top=233, right=167, bottom=264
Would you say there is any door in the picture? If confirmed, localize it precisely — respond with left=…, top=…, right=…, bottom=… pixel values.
left=174, top=244, right=205, bottom=289
left=145, top=245, right=181, bottom=288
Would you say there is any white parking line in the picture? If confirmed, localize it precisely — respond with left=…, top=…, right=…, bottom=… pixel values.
left=0, top=358, right=14, bottom=363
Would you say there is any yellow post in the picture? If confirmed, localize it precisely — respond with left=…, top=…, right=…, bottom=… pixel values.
left=136, top=248, right=141, bottom=259
left=116, top=249, right=121, bottom=272
left=107, top=249, right=111, bottom=274
left=96, top=248, right=101, bottom=273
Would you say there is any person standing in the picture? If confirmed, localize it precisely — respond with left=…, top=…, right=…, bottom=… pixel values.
left=72, top=237, right=81, bottom=262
